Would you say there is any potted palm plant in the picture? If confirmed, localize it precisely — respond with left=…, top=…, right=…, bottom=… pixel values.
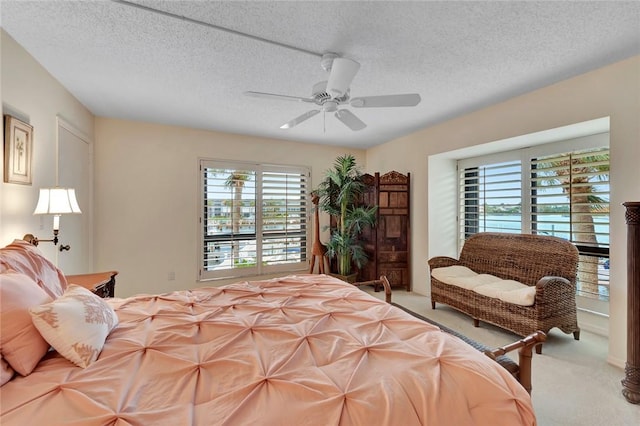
left=314, top=154, right=377, bottom=281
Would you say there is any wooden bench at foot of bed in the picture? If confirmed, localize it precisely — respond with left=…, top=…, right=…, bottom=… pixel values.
left=354, top=276, right=546, bottom=394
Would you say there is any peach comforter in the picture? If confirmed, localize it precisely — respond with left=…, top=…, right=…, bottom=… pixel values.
left=1, top=274, right=535, bottom=425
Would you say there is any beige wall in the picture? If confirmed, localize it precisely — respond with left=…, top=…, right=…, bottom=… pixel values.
left=94, top=118, right=364, bottom=297
left=366, top=55, right=640, bottom=367
left=1, top=30, right=94, bottom=266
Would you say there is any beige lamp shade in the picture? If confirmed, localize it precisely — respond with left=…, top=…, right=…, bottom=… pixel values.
left=33, top=188, right=82, bottom=215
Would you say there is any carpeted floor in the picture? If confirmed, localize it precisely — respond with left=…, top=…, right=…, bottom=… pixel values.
left=364, top=288, right=640, bottom=426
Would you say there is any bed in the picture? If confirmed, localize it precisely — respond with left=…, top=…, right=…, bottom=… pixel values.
left=1, top=241, right=536, bottom=425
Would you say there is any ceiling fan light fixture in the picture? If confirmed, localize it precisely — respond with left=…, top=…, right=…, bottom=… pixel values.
left=323, top=100, right=338, bottom=112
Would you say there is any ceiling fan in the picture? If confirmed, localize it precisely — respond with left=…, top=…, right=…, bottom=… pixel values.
left=244, top=53, right=421, bottom=131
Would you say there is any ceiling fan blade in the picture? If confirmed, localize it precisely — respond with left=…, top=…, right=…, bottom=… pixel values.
left=280, top=110, right=320, bottom=129
left=334, top=109, right=366, bottom=131
left=244, top=91, right=314, bottom=103
left=350, top=93, right=421, bottom=108
left=326, top=57, right=360, bottom=99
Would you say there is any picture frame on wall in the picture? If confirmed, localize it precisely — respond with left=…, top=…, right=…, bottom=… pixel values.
left=3, top=114, right=33, bottom=185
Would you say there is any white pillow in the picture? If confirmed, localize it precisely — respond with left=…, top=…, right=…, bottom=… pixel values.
left=29, top=285, right=118, bottom=368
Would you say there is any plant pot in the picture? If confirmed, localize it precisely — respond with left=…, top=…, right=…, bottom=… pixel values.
left=329, top=272, right=358, bottom=284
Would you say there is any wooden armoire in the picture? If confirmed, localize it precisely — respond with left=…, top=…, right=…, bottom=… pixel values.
left=358, top=171, right=411, bottom=291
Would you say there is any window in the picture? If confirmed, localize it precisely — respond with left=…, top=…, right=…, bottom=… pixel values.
left=200, top=159, right=310, bottom=280
left=458, top=134, right=610, bottom=302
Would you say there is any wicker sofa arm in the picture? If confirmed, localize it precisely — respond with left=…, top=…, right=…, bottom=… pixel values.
left=428, top=256, right=459, bottom=269
left=535, top=276, right=574, bottom=300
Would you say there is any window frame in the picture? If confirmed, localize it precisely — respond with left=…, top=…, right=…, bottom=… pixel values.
left=199, top=158, right=311, bottom=281
left=457, top=132, right=610, bottom=310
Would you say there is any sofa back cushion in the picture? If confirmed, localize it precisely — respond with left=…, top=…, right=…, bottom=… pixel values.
left=458, top=233, right=579, bottom=286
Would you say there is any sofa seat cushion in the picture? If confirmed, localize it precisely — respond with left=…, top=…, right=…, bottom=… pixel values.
left=431, top=265, right=488, bottom=290
left=474, top=280, right=536, bottom=306
left=431, top=265, right=536, bottom=306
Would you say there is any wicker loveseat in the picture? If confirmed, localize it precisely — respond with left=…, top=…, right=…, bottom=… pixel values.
left=429, top=232, right=580, bottom=349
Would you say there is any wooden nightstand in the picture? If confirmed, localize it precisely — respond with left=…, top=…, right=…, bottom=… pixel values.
left=66, top=271, right=119, bottom=298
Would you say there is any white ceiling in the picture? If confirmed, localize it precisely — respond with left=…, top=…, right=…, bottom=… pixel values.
left=1, top=1, right=639, bottom=149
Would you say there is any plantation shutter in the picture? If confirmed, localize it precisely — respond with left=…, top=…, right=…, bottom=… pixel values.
left=458, top=160, right=522, bottom=248
left=261, top=167, right=309, bottom=266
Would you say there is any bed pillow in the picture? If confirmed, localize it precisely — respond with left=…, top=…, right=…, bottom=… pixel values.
left=0, top=240, right=68, bottom=298
left=30, top=285, right=119, bottom=368
left=1, top=355, right=15, bottom=386
left=0, top=271, right=53, bottom=375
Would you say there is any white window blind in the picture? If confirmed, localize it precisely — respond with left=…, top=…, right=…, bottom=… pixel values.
left=200, top=160, right=309, bottom=280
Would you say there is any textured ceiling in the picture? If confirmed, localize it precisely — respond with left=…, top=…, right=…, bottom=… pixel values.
left=1, top=1, right=639, bottom=149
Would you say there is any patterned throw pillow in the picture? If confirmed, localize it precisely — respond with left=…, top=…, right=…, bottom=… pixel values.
left=30, top=285, right=118, bottom=368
